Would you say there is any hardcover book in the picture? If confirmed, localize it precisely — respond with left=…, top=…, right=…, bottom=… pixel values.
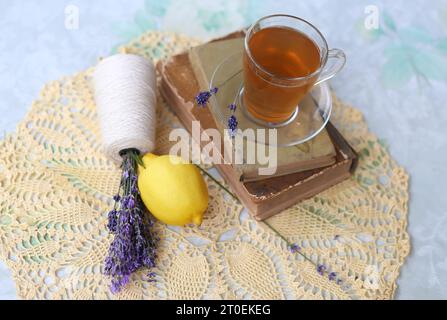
left=157, top=31, right=358, bottom=220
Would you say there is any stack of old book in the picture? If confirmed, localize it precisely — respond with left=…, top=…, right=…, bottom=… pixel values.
left=157, top=31, right=357, bottom=221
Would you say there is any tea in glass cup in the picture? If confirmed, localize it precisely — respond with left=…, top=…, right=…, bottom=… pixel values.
left=242, top=14, right=346, bottom=126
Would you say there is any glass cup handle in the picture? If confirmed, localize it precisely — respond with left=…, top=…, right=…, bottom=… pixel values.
left=314, top=49, right=346, bottom=86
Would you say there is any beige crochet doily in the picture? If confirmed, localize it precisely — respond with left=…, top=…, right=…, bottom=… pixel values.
left=0, top=31, right=410, bottom=300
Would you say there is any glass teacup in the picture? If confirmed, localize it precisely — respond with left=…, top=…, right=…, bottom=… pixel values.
left=242, top=14, right=346, bottom=126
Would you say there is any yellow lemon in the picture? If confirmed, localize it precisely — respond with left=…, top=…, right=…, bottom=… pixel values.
left=137, top=153, right=208, bottom=226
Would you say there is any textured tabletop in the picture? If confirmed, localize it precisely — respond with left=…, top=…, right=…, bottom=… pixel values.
left=1, top=0, right=446, bottom=299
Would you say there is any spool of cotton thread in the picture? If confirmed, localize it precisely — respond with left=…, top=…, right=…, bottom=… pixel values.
left=94, top=54, right=157, bottom=164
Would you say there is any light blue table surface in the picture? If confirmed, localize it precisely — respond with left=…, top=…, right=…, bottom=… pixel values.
left=1, top=0, right=446, bottom=300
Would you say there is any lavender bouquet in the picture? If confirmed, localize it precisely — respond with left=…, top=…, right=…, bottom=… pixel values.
left=104, top=149, right=157, bottom=293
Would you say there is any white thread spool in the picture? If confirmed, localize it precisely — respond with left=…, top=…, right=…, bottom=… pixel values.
left=94, top=54, right=157, bottom=164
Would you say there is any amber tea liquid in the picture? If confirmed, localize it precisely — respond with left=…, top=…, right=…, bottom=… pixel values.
left=243, top=26, right=321, bottom=123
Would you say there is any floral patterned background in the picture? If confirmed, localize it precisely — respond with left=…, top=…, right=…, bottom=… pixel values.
left=1, top=0, right=446, bottom=299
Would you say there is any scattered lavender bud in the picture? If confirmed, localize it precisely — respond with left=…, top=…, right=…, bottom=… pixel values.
left=228, top=103, right=237, bottom=112
left=317, top=264, right=326, bottom=276
left=329, top=272, right=337, bottom=281
left=195, top=88, right=218, bottom=107
left=195, top=91, right=211, bottom=107
left=289, top=243, right=301, bottom=253
left=228, top=115, right=238, bottom=136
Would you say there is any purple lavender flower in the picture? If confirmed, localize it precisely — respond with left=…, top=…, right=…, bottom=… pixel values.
left=104, top=149, right=157, bottom=293
left=123, top=170, right=129, bottom=180
left=228, top=103, right=237, bottom=112
left=195, top=87, right=218, bottom=107
left=317, top=264, right=326, bottom=276
left=289, top=243, right=301, bottom=253
left=195, top=91, right=211, bottom=107
left=126, top=197, right=135, bottom=209
left=107, top=209, right=118, bottom=233
left=329, top=272, right=337, bottom=281
left=228, top=115, right=238, bottom=136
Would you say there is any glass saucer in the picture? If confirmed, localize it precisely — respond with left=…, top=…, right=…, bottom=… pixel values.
left=209, top=52, right=332, bottom=147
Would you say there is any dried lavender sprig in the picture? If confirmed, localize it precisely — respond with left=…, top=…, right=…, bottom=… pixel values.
left=104, top=149, right=157, bottom=293
left=195, top=87, right=218, bottom=107
left=199, top=165, right=343, bottom=285
left=195, top=68, right=243, bottom=108
left=263, top=220, right=342, bottom=284
left=195, top=72, right=241, bottom=136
